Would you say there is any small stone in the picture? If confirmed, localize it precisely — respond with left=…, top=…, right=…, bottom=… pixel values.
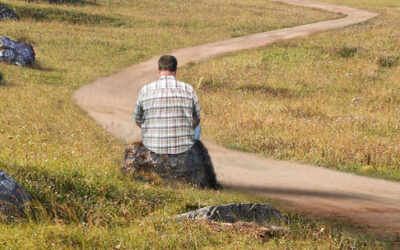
left=351, top=97, right=361, bottom=103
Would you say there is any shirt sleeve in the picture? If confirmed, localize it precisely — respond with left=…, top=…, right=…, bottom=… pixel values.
left=192, top=90, right=201, bottom=121
left=133, top=89, right=144, bottom=123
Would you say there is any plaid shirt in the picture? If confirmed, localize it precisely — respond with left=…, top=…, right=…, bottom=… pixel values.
left=133, top=75, right=201, bottom=154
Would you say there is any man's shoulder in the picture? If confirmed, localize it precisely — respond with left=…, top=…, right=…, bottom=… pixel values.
left=140, top=78, right=195, bottom=94
left=138, top=81, right=156, bottom=97
left=176, top=80, right=195, bottom=92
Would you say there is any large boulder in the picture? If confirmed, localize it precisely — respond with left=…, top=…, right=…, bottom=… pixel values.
left=0, top=4, right=19, bottom=21
left=122, top=140, right=218, bottom=188
left=0, top=36, right=35, bottom=66
left=0, top=170, right=31, bottom=217
left=177, top=203, right=285, bottom=226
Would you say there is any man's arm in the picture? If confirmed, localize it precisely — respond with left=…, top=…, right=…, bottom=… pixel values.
left=133, top=91, right=143, bottom=128
left=193, top=119, right=200, bottom=128
left=192, top=89, right=201, bottom=128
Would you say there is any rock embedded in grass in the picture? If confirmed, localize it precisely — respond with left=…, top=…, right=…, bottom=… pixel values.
left=0, top=170, right=31, bottom=217
left=0, top=4, right=19, bottom=21
left=0, top=36, right=35, bottom=66
left=122, top=141, right=218, bottom=188
left=177, top=203, right=286, bottom=225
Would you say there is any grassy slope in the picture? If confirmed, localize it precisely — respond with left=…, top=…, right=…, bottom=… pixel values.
left=0, top=0, right=383, bottom=248
left=181, top=0, right=400, bottom=182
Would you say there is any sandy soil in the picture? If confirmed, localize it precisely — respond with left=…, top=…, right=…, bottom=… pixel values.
left=73, top=0, right=400, bottom=239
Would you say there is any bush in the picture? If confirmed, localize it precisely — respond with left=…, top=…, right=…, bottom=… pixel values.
left=337, top=46, right=358, bottom=58
left=13, top=5, right=125, bottom=26
left=378, top=54, right=399, bottom=68
left=24, top=0, right=94, bottom=5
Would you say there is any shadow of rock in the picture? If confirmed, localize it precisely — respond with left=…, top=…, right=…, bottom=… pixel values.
left=0, top=170, right=31, bottom=217
left=30, top=61, right=56, bottom=72
left=122, top=141, right=219, bottom=189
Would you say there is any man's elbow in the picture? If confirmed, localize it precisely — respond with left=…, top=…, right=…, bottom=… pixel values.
left=193, top=119, right=200, bottom=128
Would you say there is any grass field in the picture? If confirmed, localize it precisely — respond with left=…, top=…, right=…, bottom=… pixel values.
left=0, top=0, right=385, bottom=248
left=181, top=0, right=400, bottom=182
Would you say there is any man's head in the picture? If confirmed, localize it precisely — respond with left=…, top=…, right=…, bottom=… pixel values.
left=158, top=55, right=177, bottom=75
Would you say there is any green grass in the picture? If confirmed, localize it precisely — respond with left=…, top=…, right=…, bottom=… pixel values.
left=10, top=3, right=126, bottom=26
left=0, top=0, right=384, bottom=248
left=180, top=0, right=400, bottom=182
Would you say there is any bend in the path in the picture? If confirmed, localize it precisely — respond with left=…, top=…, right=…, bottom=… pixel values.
left=74, top=0, right=378, bottom=144
left=74, top=0, right=400, bottom=238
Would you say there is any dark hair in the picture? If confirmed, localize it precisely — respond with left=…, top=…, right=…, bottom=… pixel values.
left=158, top=55, right=177, bottom=71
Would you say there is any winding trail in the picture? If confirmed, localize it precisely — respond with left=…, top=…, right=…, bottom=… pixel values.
left=73, top=0, right=400, bottom=238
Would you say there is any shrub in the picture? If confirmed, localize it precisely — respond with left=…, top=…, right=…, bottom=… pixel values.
left=13, top=5, right=125, bottom=26
left=378, top=54, right=399, bottom=68
left=337, top=46, right=358, bottom=58
left=24, top=0, right=95, bottom=5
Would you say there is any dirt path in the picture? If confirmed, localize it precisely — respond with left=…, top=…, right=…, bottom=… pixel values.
left=73, top=0, right=400, bottom=238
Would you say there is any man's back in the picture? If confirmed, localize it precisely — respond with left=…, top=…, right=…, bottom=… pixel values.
left=133, top=75, right=200, bottom=154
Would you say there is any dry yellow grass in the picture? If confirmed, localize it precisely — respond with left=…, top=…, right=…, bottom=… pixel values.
left=180, top=0, right=400, bottom=181
left=0, top=0, right=338, bottom=171
left=0, top=0, right=381, bottom=248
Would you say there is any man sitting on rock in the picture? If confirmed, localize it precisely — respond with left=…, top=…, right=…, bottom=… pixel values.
left=133, top=55, right=201, bottom=154
left=127, top=55, right=216, bottom=188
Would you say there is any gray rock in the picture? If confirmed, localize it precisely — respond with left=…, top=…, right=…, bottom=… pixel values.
left=177, top=203, right=285, bottom=225
left=0, top=4, right=19, bottom=21
left=122, top=140, right=218, bottom=188
left=0, top=36, right=35, bottom=67
left=0, top=170, right=31, bottom=216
